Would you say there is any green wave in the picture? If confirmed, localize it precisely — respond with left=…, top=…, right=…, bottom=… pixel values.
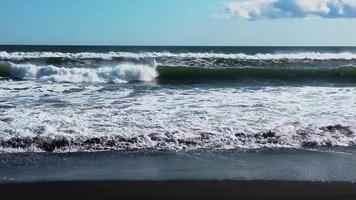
left=156, top=66, right=356, bottom=83
left=0, top=62, right=10, bottom=78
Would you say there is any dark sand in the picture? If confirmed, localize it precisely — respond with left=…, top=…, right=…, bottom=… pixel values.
left=1, top=181, right=356, bottom=200
left=2, top=151, right=356, bottom=199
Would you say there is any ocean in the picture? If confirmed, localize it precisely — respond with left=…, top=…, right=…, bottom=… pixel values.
left=1, top=46, right=356, bottom=182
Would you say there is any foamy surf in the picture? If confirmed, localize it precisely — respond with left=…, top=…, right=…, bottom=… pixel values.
left=1, top=84, right=356, bottom=153
left=0, top=62, right=158, bottom=83
left=1, top=46, right=356, bottom=154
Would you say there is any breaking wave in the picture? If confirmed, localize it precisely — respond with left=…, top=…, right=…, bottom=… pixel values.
left=2, top=62, right=356, bottom=83
left=0, top=124, right=355, bottom=153
left=0, top=62, right=158, bottom=83
left=2, top=48, right=356, bottom=154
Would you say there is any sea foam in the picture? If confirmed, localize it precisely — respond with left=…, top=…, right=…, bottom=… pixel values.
left=6, top=63, right=158, bottom=83
left=1, top=84, right=356, bottom=153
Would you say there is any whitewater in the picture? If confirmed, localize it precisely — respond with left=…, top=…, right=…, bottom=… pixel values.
left=1, top=47, right=356, bottom=153
left=1, top=62, right=157, bottom=83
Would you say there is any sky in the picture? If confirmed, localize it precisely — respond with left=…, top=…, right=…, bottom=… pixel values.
left=0, top=0, right=356, bottom=46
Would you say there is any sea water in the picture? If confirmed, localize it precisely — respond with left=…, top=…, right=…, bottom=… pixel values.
left=1, top=46, right=356, bottom=182
left=1, top=46, right=356, bottom=153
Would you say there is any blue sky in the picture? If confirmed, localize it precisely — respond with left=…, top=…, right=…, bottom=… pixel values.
left=0, top=0, right=356, bottom=46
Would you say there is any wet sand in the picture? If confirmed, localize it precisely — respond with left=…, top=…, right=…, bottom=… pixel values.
left=2, top=150, right=356, bottom=182
left=1, top=180, right=356, bottom=200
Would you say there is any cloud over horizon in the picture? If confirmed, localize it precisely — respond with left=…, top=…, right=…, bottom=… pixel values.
left=223, top=0, right=356, bottom=20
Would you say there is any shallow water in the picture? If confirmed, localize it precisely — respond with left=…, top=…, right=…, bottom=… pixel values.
left=1, top=46, right=356, bottom=153
left=1, top=149, right=356, bottom=183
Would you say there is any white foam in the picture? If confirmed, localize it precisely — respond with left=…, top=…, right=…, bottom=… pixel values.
left=1, top=84, right=356, bottom=153
left=8, top=63, right=158, bottom=83
left=1, top=51, right=356, bottom=60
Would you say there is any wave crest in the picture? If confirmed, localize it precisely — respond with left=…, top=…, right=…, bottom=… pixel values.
left=1, top=62, right=158, bottom=83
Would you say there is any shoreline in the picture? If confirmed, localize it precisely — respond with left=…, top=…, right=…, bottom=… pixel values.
left=2, top=149, right=356, bottom=183
left=1, top=180, right=356, bottom=200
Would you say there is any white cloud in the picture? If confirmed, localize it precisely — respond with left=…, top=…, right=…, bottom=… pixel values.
left=223, top=0, right=356, bottom=20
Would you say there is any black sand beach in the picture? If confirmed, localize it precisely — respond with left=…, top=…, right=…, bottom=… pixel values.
left=1, top=151, right=356, bottom=199
left=2, top=46, right=356, bottom=200
left=1, top=181, right=356, bottom=200
left=2, top=0, right=356, bottom=196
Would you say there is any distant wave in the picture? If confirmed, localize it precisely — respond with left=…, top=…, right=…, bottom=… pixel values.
left=0, top=62, right=157, bottom=83
left=2, top=51, right=356, bottom=60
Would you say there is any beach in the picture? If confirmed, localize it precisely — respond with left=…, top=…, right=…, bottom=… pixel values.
left=1, top=46, right=356, bottom=199
left=2, top=0, right=356, bottom=198
left=2, top=150, right=356, bottom=199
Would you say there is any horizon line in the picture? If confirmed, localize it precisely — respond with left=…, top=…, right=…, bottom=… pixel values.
left=1, top=44, right=356, bottom=48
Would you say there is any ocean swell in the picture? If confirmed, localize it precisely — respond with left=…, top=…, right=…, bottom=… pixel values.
left=2, top=62, right=356, bottom=83
left=156, top=66, right=356, bottom=83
